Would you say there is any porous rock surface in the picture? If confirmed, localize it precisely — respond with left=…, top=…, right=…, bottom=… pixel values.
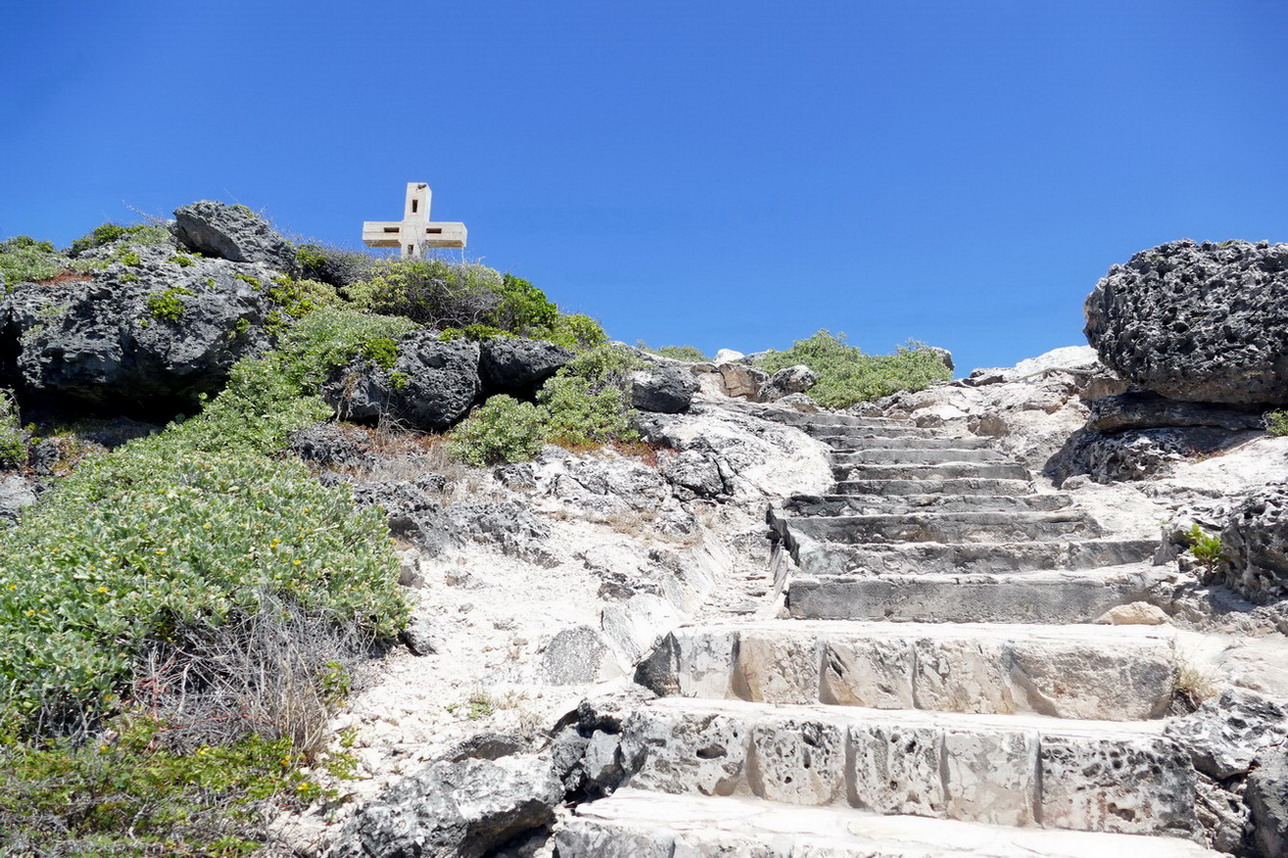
left=173, top=200, right=299, bottom=275
left=629, top=366, right=698, bottom=413
left=1, top=248, right=275, bottom=410
left=478, top=337, right=571, bottom=396
left=1085, top=239, right=1288, bottom=406
left=1222, top=482, right=1288, bottom=603
left=324, top=331, right=480, bottom=430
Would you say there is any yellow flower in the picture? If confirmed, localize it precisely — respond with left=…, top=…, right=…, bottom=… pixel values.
left=203, top=523, right=212, bottom=530
left=96, top=586, right=108, bottom=594
left=155, top=549, right=166, bottom=555
left=292, top=559, right=302, bottom=566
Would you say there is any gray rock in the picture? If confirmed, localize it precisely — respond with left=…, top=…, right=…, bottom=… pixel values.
left=493, top=463, right=535, bottom=489
left=328, top=754, right=562, bottom=858
left=660, top=449, right=725, bottom=500
left=629, top=367, right=697, bottom=413
left=1046, top=426, right=1249, bottom=485
left=324, top=331, right=480, bottom=430
left=928, top=346, right=954, bottom=372
left=446, top=500, right=553, bottom=565
left=542, top=625, right=611, bottom=685
left=1085, top=239, right=1288, bottom=406
left=479, top=337, right=571, bottom=395
left=0, top=475, right=36, bottom=523
left=764, top=364, right=818, bottom=399
left=400, top=614, right=441, bottom=656
left=1086, top=392, right=1265, bottom=434
left=1248, top=748, right=1288, bottom=858
left=173, top=201, right=298, bottom=275
left=716, top=362, right=769, bottom=400
left=352, top=475, right=452, bottom=552
left=288, top=423, right=370, bottom=469
left=1165, top=689, right=1288, bottom=778
left=3, top=256, right=275, bottom=410
left=440, top=732, right=530, bottom=763
left=1222, top=481, right=1288, bottom=603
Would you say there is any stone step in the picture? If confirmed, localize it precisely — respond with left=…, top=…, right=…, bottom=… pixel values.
left=782, top=493, right=1073, bottom=516
left=797, top=536, right=1158, bottom=576
left=808, top=425, right=945, bottom=441
left=757, top=411, right=915, bottom=429
left=777, top=511, right=1100, bottom=545
left=786, top=567, right=1159, bottom=624
left=833, top=448, right=1010, bottom=466
left=819, top=434, right=995, bottom=451
left=834, top=478, right=1036, bottom=497
left=634, top=620, right=1176, bottom=720
left=558, top=791, right=1219, bottom=857
left=834, top=462, right=1031, bottom=482
left=614, top=699, right=1198, bottom=838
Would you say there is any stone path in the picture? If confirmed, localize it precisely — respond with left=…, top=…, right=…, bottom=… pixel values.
left=555, top=409, right=1223, bottom=856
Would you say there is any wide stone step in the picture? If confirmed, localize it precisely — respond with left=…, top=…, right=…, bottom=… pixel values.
left=834, top=462, right=1031, bottom=481
left=635, top=620, right=1176, bottom=720
left=802, top=422, right=940, bottom=439
left=614, top=699, right=1198, bottom=838
left=819, top=434, right=994, bottom=451
left=558, top=791, right=1219, bottom=857
left=778, top=511, right=1100, bottom=545
left=798, top=536, right=1158, bottom=575
left=782, top=493, right=1073, bottom=516
left=834, top=448, right=1010, bottom=466
left=787, top=567, right=1159, bottom=624
left=834, top=478, right=1036, bottom=497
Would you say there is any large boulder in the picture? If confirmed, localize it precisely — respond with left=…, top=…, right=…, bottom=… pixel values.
left=478, top=337, right=571, bottom=395
left=1, top=250, right=275, bottom=411
left=1085, top=239, right=1288, bottom=406
left=328, top=753, right=562, bottom=858
left=1165, top=689, right=1288, bottom=779
left=324, top=331, right=480, bottom=430
left=629, top=367, right=697, bottom=413
left=173, top=201, right=298, bottom=275
left=1221, top=481, right=1288, bottom=603
left=1248, top=749, right=1288, bottom=858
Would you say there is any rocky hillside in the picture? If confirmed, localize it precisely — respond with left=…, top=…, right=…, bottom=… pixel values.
left=3, top=219, right=1287, bottom=858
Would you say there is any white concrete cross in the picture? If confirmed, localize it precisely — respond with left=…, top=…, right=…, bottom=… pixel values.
left=362, top=182, right=467, bottom=259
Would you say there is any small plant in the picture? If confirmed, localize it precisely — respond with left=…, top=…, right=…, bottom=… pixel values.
left=118, top=272, right=139, bottom=283
left=1173, top=654, right=1217, bottom=712
left=169, top=254, right=195, bottom=267
left=117, top=250, right=141, bottom=266
left=233, top=272, right=261, bottom=288
left=0, top=237, right=65, bottom=286
left=1184, top=523, right=1225, bottom=569
left=638, top=342, right=709, bottom=362
left=145, top=286, right=194, bottom=322
left=360, top=337, right=399, bottom=371
left=758, top=330, right=951, bottom=407
left=448, top=395, right=548, bottom=466
left=1265, top=410, right=1288, bottom=436
left=67, top=223, right=170, bottom=257
left=0, top=389, right=27, bottom=469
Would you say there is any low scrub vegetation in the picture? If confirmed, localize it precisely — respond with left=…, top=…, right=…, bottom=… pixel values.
left=449, top=343, right=642, bottom=465
left=758, top=330, right=950, bottom=407
left=637, top=341, right=709, bottom=362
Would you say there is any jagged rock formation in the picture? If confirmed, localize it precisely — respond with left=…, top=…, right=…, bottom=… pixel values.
left=1085, top=239, right=1288, bottom=407
left=174, top=200, right=299, bottom=275
left=555, top=406, right=1272, bottom=856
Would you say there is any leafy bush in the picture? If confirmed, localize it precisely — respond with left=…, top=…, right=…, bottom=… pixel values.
left=273, top=308, right=417, bottom=392
left=146, top=286, right=193, bottom=322
left=543, top=312, right=608, bottom=350
left=447, top=395, right=548, bottom=465
left=1265, top=410, right=1288, bottom=436
left=758, top=330, right=951, bottom=407
left=1185, top=523, right=1225, bottom=569
left=0, top=237, right=65, bottom=287
left=0, top=389, right=28, bottom=469
left=346, top=258, right=505, bottom=328
left=296, top=243, right=376, bottom=288
left=67, top=223, right=170, bottom=257
left=538, top=376, right=637, bottom=446
left=488, top=273, right=559, bottom=334
left=638, top=342, right=709, bottom=362
left=438, top=324, right=510, bottom=342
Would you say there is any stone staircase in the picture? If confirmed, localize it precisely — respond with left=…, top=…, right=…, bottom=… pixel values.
left=555, top=410, right=1221, bottom=857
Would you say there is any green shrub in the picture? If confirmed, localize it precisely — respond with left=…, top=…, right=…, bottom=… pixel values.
left=538, top=375, right=637, bottom=446
left=638, top=342, right=709, bottom=362
left=758, top=330, right=951, bottom=408
left=487, top=273, right=559, bottom=334
left=543, top=313, right=608, bottom=350
left=67, top=223, right=170, bottom=258
left=346, top=258, right=505, bottom=328
left=273, top=308, right=416, bottom=393
left=1265, top=410, right=1288, bottom=436
left=296, top=243, right=376, bottom=288
left=439, top=324, right=510, bottom=342
left=0, top=238, right=65, bottom=286
left=1185, top=523, right=1225, bottom=569
left=448, top=395, right=548, bottom=465
left=0, top=389, right=27, bottom=469
left=146, top=286, right=193, bottom=322
left=360, top=337, right=399, bottom=370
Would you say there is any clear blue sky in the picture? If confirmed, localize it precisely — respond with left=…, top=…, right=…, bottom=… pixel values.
left=2, top=1, right=1284, bottom=373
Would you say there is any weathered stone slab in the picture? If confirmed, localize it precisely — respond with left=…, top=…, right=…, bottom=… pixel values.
left=942, top=726, right=1037, bottom=827
left=619, top=706, right=749, bottom=797
left=749, top=717, right=846, bottom=806
left=734, top=629, right=821, bottom=704
left=1039, top=732, right=1197, bottom=837
left=848, top=722, right=945, bottom=817
left=820, top=635, right=914, bottom=709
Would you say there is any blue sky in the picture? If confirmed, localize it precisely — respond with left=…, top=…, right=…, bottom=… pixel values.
left=2, top=1, right=1284, bottom=373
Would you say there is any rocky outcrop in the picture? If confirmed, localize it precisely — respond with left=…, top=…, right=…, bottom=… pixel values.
left=173, top=201, right=298, bottom=275
left=327, top=753, right=562, bottom=858
left=0, top=475, right=35, bottom=523
left=478, top=337, right=571, bottom=396
left=1047, top=426, right=1253, bottom=486
left=1, top=250, right=275, bottom=411
left=1221, top=483, right=1288, bottom=602
left=1087, top=392, right=1266, bottom=434
left=324, top=331, right=480, bottom=430
left=629, top=367, right=697, bottom=413
left=1085, top=240, right=1288, bottom=407
left=763, top=364, right=818, bottom=401
left=1248, top=750, right=1288, bottom=858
